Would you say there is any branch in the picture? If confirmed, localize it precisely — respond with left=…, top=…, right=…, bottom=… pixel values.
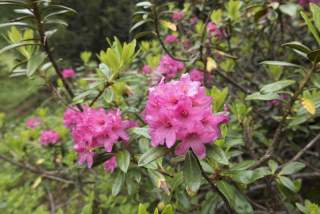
left=30, top=0, right=83, bottom=112
left=191, top=151, right=234, bottom=214
left=251, top=64, right=317, bottom=169
left=89, top=81, right=113, bottom=107
left=289, top=133, right=320, bottom=162
left=0, top=154, right=75, bottom=184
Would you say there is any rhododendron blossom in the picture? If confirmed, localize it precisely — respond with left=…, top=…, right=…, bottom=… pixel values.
left=207, top=22, right=225, bottom=39
left=298, top=0, right=320, bottom=6
left=171, top=10, right=184, bottom=21
left=164, top=34, right=177, bottom=44
left=26, top=117, right=41, bottom=128
left=189, top=69, right=204, bottom=82
left=40, top=130, right=60, bottom=145
left=156, top=55, right=184, bottom=79
left=62, top=68, right=76, bottom=78
left=64, top=107, right=135, bottom=168
left=142, top=64, right=152, bottom=74
left=143, top=74, right=229, bottom=158
left=104, top=156, right=117, bottom=173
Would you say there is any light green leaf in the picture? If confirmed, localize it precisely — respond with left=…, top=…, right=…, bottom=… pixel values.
left=278, top=176, right=298, bottom=192
left=260, top=80, right=295, bottom=94
left=268, top=160, right=278, bottom=174
left=310, top=3, right=320, bottom=32
left=161, top=205, right=174, bottom=214
left=27, top=52, right=46, bottom=77
left=246, top=92, right=280, bottom=101
left=132, top=127, right=151, bottom=139
left=229, top=160, right=256, bottom=171
left=260, top=60, right=301, bottom=68
left=301, top=11, right=320, bottom=45
left=282, top=41, right=311, bottom=53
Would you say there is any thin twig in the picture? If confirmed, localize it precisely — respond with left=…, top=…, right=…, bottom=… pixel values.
left=89, top=81, right=113, bottom=107
left=289, top=133, right=320, bottom=162
left=30, top=0, right=83, bottom=112
left=251, top=64, right=317, bottom=169
left=191, top=151, right=234, bottom=214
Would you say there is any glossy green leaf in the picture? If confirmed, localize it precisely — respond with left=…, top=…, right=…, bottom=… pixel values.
left=310, top=3, right=320, bottom=32
left=26, top=52, right=46, bottom=77
left=260, top=80, right=295, bottom=94
left=278, top=176, right=298, bottom=192
left=280, top=161, right=305, bottom=175
left=183, top=151, right=201, bottom=192
left=246, top=92, right=280, bottom=101
left=116, top=150, right=131, bottom=173
left=132, top=127, right=151, bottom=139
left=112, top=171, right=125, bottom=196
left=217, top=181, right=254, bottom=214
left=301, top=11, right=320, bottom=45
left=282, top=41, right=311, bottom=53
left=138, top=147, right=167, bottom=167
left=207, top=144, right=229, bottom=165
left=260, top=60, right=301, bottom=68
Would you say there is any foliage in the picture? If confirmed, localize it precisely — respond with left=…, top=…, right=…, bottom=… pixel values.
left=0, top=0, right=320, bottom=213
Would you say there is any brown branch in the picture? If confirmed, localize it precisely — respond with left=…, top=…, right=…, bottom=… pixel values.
left=251, top=64, right=317, bottom=169
left=191, top=151, right=234, bottom=214
left=0, top=154, right=75, bottom=184
left=30, top=0, right=83, bottom=112
left=289, top=133, right=320, bottom=162
left=89, top=81, right=113, bottom=107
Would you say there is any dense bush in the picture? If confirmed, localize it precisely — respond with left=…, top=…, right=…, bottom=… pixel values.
left=1, top=0, right=320, bottom=213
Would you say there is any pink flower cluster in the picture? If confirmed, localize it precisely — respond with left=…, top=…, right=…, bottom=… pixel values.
left=62, top=68, right=76, bottom=78
left=207, top=22, right=225, bottom=39
left=40, top=130, right=60, bottom=145
left=171, top=10, right=184, bottom=21
left=26, top=117, right=42, bottom=128
left=164, top=34, right=178, bottom=44
left=189, top=69, right=204, bottom=82
left=299, top=0, right=320, bottom=6
left=142, top=64, right=152, bottom=74
left=63, top=107, right=135, bottom=169
left=104, top=156, right=117, bottom=173
left=156, top=55, right=185, bottom=79
left=143, top=74, right=229, bottom=158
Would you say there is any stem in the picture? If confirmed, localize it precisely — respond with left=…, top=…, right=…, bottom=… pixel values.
left=30, top=0, right=83, bottom=112
left=151, top=3, right=187, bottom=62
left=89, top=81, right=113, bottom=107
left=191, top=151, right=234, bottom=214
left=252, top=64, right=317, bottom=169
left=289, top=133, right=320, bottom=162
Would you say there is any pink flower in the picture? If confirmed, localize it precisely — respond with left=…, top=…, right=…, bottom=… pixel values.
left=104, top=156, right=117, bottom=173
left=182, top=39, right=192, bottom=49
left=190, top=69, right=204, bottom=82
left=164, top=34, right=177, bottom=44
left=156, top=55, right=184, bottom=79
left=62, top=68, right=76, bottom=78
left=142, top=64, right=152, bottom=74
left=40, top=130, right=60, bottom=145
left=207, top=22, right=225, bottom=39
left=299, top=0, right=320, bottom=6
left=190, top=16, right=198, bottom=25
left=171, top=10, right=184, bottom=21
left=26, top=117, right=41, bottom=128
left=63, top=106, right=136, bottom=168
left=143, top=74, right=229, bottom=158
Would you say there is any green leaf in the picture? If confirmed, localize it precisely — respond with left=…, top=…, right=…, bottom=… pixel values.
left=229, top=160, right=256, bottom=171
left=130, top=19, right=152, bottom=33
left=138, top=147, right=167, bottom=167
left=301, top=11, right=320, bottom=45
left=279, top=3, right=299, bottom=17
left=138, top=203, right=149, bottom=214
left=229, top=167, right=271, bottom=184
left=27, top=52, right=46, bottom=77
left=0, top=22, right=30, bottom=28
left=268, top=160, right=278, bottom=174
left=0, top=41, right=40, bottom=55
left=310, top=3, right=320, bottom=32
left=246, top=92, right=280, bottom=101
left=116, top=150, right=131, bottom=173
left=183, top=151, right=202, bottom=192
left=161, top=205, right=174, bottom=214
left=277, top=176, right=298, bottom=192
left=307, top=49, right=320, bottom=62
left=225, top=0, right=241, bottom=21
left=260, top=80, right=295, bottom=94
left=282, top=41, right=311, bottom=53
left=216, top=181, right=254, bottom=214
left=98, top=63, right=111, bottom=79
left=207, top=144, right=229, bottom=165
left=280, top=161, right=305, bottom=175
left=260, top=60, right=301, bottom=68
left=132, top=127, right=151, bottom=139
left=112, top=171, right=125, bottom=196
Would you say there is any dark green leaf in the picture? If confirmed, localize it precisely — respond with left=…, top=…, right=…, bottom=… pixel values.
left=307, top=49, right=320, bottom=62
left=301, top=11, right=320, bottom=45
left=277, top=176, right=298, bottom=192
left=246, top=92, right=280, bottom=101
left=27, top=52, right=46, bottom=77
left=282, top=41, right=311, bottom=53
left=260, top=80, right=295, bottom=94
left=0, top=41, right=40, bottom=55
left=112, top=171, right=125, bottom=196
left=280, top=161, right=305, bottom=175
left=183, top=151, right=201, bottom=192
left=207, top=144, right=229, bottom=165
